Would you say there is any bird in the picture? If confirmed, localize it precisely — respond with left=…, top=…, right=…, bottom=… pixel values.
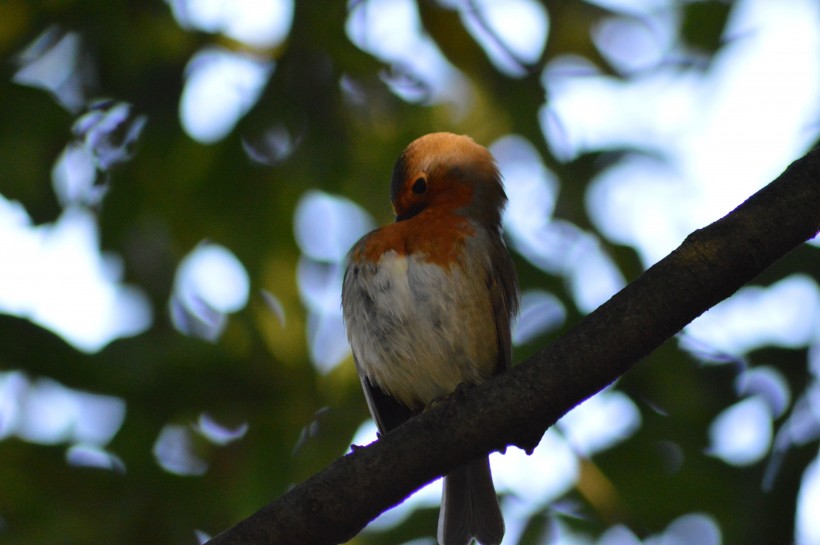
left=341, top=132, right=519, bottom=545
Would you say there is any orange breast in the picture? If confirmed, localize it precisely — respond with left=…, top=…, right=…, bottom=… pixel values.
left=354, top=209, right=476, bottom=268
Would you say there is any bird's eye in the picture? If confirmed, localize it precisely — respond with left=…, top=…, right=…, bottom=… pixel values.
left=412, top=177, right=427, bottom=194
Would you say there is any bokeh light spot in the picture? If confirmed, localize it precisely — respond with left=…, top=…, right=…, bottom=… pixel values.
left=346, top=0, right=470, bottom=105
left=51, top=144, right=98, bottom=207
left=153, top=424, right=208, bottom=476
left=513, top=290, right=565, bottom=346
left=170, top=242, right=250, bottom=341
left=297, top=259, right=349, bottom=373
left=294, top=191, right=374, bottom=373
left=13, top=26, right=88, bottom=111
left=662, top=513, right=722, bottom=545
left=494, top=428, right=578, bottom=504
left=708, top=395, right=772, bottom=466
left=0, top=200, right=152, bottom=353
left=456, top=0, right=549, bottom=76
left=598, top=524, right=642, bottom=545
left=684, top=274, right=820, bottom=356
left=558, top=388, right=641, bottom=457
left=737, top=366, right=791, bottom=419
left=196, top=412, right=248, bottom=445
left=797, top=459, right=820, bottom=545
left=9, top=375, right=126, bottom=448
left=66, top=444, right=126, bottom=472
left=294, top=190, right=375, bottom=263
left=167, top=0, right=293, bottom=48
left=180, top=48, right=273, bottom=144
left=593, top=12, right=674, bottom=74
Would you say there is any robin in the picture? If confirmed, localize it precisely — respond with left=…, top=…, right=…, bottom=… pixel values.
left=342, top=133, right=519, bottom=545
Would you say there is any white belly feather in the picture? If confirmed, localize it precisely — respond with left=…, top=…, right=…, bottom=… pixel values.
left=343, top=250, right=497, bottom=410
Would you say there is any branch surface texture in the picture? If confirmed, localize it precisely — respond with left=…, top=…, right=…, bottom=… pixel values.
left=207, top=148, right=820, bottom=545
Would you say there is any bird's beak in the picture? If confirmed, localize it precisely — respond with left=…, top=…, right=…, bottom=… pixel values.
left=395, top=204, right=424, bottom=222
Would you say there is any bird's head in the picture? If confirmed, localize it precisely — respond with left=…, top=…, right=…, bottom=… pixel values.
left=389, top=133, right=507, bottom=230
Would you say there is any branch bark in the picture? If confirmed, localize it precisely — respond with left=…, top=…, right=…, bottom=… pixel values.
left=207, top=148, right=820, bottom=545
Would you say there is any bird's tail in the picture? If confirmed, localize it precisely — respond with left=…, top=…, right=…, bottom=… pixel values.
left=437, top=456, right=504, bottom=545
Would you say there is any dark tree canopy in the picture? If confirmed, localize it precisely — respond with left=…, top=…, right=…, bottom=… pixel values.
left=1, top=2, right=819, bottom=545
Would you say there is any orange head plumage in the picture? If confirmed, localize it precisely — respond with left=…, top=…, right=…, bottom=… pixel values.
left=389, top=133, right=507, bottom=231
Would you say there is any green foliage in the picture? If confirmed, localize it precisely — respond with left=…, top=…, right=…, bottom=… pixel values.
left=0, top=2, right=818, bottom=545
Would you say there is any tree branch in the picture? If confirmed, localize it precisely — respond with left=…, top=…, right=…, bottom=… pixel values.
left=206, top=148, right=820, bottom=545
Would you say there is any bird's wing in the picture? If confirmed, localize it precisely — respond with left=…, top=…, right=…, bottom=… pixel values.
left=486, top=235, right=519, bottom=374
left=355, top=357, right=415, bottom=433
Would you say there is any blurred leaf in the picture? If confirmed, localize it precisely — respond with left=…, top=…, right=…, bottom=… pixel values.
left=0, top=1, right=818, bottom=545
left=681, top=0, right=733, bottom=54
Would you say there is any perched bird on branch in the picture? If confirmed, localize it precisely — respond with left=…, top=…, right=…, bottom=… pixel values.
left=343, top=132, right=519, bottom=545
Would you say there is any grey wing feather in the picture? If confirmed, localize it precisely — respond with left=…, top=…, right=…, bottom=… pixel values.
left=486, top=236, right=519, bottom=374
